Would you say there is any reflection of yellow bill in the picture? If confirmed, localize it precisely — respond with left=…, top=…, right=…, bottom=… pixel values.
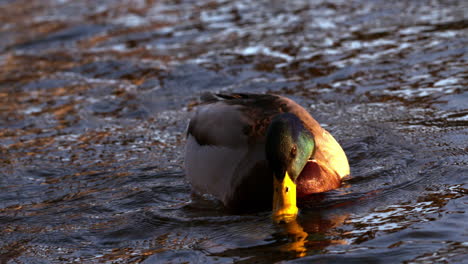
left=280, top=220, right=308, bottom=257
left=278, top=216, right=349, bottom=258
left=272, top=172, right=298, bottom=223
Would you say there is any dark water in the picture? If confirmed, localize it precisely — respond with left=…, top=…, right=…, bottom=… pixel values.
left=1, top=0, right=467, bottom=263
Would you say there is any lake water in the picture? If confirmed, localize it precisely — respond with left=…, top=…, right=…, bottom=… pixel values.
left=0, top=0, right=467, bottom=263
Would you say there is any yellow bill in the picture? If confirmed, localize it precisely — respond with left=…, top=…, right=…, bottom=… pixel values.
left=272, top=171, right=298, bottom=223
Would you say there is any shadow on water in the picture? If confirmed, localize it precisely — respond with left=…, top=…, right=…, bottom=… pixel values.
left=0, top=0, right=467, bottom=263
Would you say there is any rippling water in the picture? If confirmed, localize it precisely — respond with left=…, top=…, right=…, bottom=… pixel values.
left=0, top=0, right=467, bottom=263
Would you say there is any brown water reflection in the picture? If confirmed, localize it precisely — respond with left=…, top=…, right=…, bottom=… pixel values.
left=1, top=0, right=467, bottom=263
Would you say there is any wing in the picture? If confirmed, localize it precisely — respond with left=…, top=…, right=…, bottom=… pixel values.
left=185, top=93, right=280, bottom=206
left=187, top=100, right=249, bottom=147
left=187, top=93, right=288, bottom=147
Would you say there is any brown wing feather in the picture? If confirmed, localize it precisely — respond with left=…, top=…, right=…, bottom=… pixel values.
left=189, top=93, right=287, bottom=146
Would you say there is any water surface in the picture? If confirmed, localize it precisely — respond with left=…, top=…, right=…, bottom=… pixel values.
left=0, top=0, right=467, bottom=263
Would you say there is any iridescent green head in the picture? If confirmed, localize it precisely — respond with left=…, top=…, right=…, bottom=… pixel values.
left=265, top=112, right=315, bottom=223
left=265, top=113, right=315, bottom=182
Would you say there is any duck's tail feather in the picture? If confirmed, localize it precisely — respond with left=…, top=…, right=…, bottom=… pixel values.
left=200, top=92, right=271, bottom=103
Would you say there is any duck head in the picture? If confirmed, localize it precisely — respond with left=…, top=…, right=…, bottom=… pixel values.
left=265, top=113, right=315, bottom=223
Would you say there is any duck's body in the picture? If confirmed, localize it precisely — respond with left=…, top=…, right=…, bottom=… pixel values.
left=184, top=93, right=349, bottom=216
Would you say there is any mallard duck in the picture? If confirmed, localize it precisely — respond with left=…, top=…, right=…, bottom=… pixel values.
left=184, top=93, right=349, bottom=222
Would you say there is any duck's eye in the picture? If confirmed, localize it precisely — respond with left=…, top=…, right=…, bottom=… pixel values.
left=290, top=146, right=297, bottom=158
left=285, top=187, right=289, bottom=193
